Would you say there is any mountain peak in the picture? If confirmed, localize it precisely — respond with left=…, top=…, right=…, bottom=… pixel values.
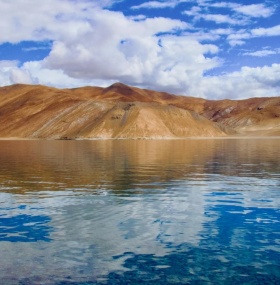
left=103, top=82, right=135, bottom=97
left=109, top=82, right=129, bottom=88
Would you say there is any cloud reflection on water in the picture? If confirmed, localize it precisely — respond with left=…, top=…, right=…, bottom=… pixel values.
left=0, top=139, right=279, bottom=284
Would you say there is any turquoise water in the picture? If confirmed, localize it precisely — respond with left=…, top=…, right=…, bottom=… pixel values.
left=0, top=139, right=279, bottom=284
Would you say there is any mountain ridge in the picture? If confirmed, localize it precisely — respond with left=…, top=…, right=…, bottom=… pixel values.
left=0, top=83, right=279, bottom=139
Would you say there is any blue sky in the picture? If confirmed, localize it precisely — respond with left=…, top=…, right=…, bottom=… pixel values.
left=0, top=0, right=279, bottom=99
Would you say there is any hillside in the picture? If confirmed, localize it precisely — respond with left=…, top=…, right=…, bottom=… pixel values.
left=0, top=83, right=279, bottom=139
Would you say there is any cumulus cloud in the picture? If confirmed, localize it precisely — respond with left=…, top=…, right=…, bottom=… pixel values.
left=0, top=60, right=35, bottom=86
left=21, top=6, right=220, bottom=95
left=0, top=0, right=126, bottom=44
left=0, top=0, right=221, bottom=95
left=0, top=60, right=18, bottom=69
left=9, top=69, right=34, bottom=85
left=41, top=9, right=195, bottom=86
left=193, top=64, right=280, bottom=99
left=0, top=61, right=18, bottom=86
left=0, top=0, right=279, bottom=99
left=3, top=60, right=280, bottom=100
left=22, top=60, right=116, bottom=88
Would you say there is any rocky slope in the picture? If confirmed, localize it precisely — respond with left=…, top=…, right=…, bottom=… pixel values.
left=0, top=83, right=279, bottom=139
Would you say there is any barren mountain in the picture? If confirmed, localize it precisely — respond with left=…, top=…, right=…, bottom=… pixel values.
left=0, top=83, right=279, bottom=139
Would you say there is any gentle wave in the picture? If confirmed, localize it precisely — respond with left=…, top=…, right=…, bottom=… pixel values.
left=0, top=139, right=279, bottom=284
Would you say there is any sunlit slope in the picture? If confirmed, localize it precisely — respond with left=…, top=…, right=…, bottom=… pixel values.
left=77, top=102, right=226, bottom=139
left=0, top=83, right=279, bottom=138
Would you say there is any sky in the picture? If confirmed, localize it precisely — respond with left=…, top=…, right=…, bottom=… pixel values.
left=0, top=0, right=279, bottom=99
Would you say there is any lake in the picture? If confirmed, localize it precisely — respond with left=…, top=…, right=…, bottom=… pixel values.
left=0, top=139, right=279, bottom=285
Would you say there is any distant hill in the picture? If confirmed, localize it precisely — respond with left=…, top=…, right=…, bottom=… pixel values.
left=0, top=83, right=279, bottom=139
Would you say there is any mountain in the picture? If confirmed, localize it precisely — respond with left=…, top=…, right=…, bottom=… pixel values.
left=0, top=83, right=279, bottom=139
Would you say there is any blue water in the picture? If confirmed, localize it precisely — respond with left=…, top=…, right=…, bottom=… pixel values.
left=0, top=139, right=279, bottom=284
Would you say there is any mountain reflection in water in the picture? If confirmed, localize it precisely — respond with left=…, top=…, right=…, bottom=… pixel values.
left=0, top=139, right=279, bottom=284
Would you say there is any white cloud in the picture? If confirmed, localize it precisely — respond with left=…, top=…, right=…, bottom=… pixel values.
left=190, top=27, right=236, bottom=42
left=182, top=6, right=202, bottom=17
left=243, top=48, right=280, bottom=57
left=0, top=0, right=279, bottom=100
left=0, top=60, right=35, bottom=86
left=182, top=31, right=220, bottom=42
left=227, top=31, right=250, bottom=46
left=41, top=10, right=192, bottom=84
left=128, top=15, right=147, bottom=21
left=0, top=0, right=97, bottom=44
left=0, top=0, right=220, bottom=94
left=196, top=13, right=241, bottom=25
left=211, top=28, right=234, bottom=36
left=210, top=2, right=275, bottom=18
left=183, top=5, right=248, bottom=26
left=233, top=4, right=275, bottom=18
left=194, top=64, right=280, bottom=99
left=0, top=61, right=18, bottom=86
left=131, top=0, right=190, bottom=10
left=2, top=61, right=280, bottom=100
left=30, top=5, right=218, bottom=95
left=42, top=30, right=220, bottom=94
left=132, top=1, right=177, bottom=9
left=0, top=59, right=116, bottom=88
left=0, top=60, right=18, bottom=69
left=184, top=27, right=235, bottom=42
left=9, top=69, right=34, bottom=85
left=227, top=24, right=280, bottom=46
left=252, top=25, right=280, bottom=37
left=24, top=61, right=115, bottom=88
left=210, top=2, right=238, bottom=9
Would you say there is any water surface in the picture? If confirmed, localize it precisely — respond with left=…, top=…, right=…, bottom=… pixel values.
left=0, top=139, right=279, bottom=284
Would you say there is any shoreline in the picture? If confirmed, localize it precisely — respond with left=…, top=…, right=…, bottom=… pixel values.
left=1, top=135, right=280, bottom=141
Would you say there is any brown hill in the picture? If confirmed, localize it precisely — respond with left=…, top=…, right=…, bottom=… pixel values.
left=0, top=83, right=279, bottom=139
left=201, top=97, right=280, bottom=136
